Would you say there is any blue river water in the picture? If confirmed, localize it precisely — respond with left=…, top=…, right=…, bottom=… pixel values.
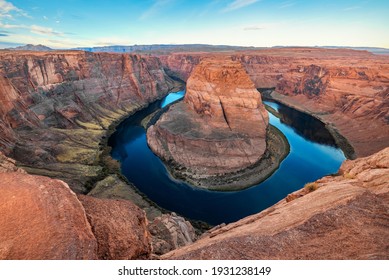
left=109, top=91, right=345, bottom=225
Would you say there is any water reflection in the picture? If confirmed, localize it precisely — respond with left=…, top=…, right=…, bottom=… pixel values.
left=275, top=103, right=337, bottom=147
left=109, top=92, right=346, bottom=225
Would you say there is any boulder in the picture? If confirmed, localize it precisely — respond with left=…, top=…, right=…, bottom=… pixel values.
left=0, top=172, right=97, bottom=259
left=78, top=195, right=152, bottom=260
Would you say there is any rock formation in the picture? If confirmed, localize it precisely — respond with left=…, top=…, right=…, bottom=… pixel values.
left=0, top=172, right=98, bottom=259
left=0, top=50, right=178, bottom=191
left=1, top=48, right=388, bottom=260
left=0, top=151, right=25, bottom=173
left=158, top=48, right=389, bottom=158
left=147, top=57, right=271, bottom=188
left=0, top=153, right=152, bottom=260
left=163, top=147, right=389, bottom=260
left=148, top=212, right=197, bottom=255
left=78, top=195, right=151, bottom=260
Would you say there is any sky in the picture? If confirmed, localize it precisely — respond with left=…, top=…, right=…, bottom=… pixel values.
left=0, top=0, right=388, bottom=49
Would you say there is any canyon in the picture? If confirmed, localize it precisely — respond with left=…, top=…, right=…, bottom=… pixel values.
left=147, top=57, right=288, bottom=189
left=0, top=48, right=388, bottom=259
left=158, top=48, right=389, bottom=158
left=163, top=147, right=389, bottom=260
left=0, top=50, right=179, bottom=192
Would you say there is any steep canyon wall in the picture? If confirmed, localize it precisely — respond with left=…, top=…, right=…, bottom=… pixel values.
left=158, top=48, right=389, bottom=158
left=0, top=50, right=177, bottom=191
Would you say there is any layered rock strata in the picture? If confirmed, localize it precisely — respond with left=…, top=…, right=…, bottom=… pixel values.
left=158, top=48, right=389, bottom=158
left=147, top=57, right=276, bottom=189
left=148, top=212, right=197, bottom=256
left=0, top=153, right=152, bottom=260
left=1, top=48, right=388, bottom=259
left=163, top=147, right=389, bottom=260
left=0, top=50, right=178, bottom=192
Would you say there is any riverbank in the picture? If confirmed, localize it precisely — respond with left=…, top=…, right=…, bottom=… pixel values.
left=149, top=122, right=290, bottom=191
left=261, top=89, right=356, bottom=160
left=95, top=86, right=213, bottom=233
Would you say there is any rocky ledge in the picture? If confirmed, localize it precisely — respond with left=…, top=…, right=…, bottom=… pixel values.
left=163, top=147, right=389, bottom=260
left=0, top=152, right=197, bottom=259
left=147, top=57, right=289, bottom=190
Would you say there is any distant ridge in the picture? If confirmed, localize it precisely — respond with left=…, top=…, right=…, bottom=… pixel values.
left=5, top=44, right=53, bottom=51
left=73, top=44, right=260, bottom=54
left=322, top=46, right=389, bottom=55
left=272, top=45, right=389, bottom=55
left=2, top=43, right=388, bottom=55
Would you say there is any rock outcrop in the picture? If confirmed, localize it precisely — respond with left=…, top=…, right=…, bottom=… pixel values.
left=0, top=50, right=178, bottom=192
left=0, top=172, right=98, bottom=259
left=1, top=48, right=388, bottom=260
left=163, top=147, right=389, bottom=260
left=147, top=57, right=271, bottom=188
left=0, top=153, right=153, bottom=260
left=78, top=195, right=151, bottom=260
left=148, top=212, right=197, bottom=255
left=0, top=151, right=26, bottom=173
left=158, top=49, right=389, bottom=158
left=87, top=174, right=163, bottom=220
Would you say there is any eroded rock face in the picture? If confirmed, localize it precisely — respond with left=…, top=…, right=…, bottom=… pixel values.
left=0, top=151, right=26, bottom=173
left=148, top=212, right=197, bottom=255
left=162, top=147, right=389, bottom=260
left=147, top=57, right=268, bottom=180
left=158, top=49, right=389, bottom=157
left=78, top=195, right=152, bottom=260
left=0, top=172, right=97, bottom=260
left=0, top=50, right=177, bottom=191
left=0, top=153, right=153, bottom=260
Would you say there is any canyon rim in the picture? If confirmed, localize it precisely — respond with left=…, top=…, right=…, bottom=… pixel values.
left=0, top=47, right=388, bottom=260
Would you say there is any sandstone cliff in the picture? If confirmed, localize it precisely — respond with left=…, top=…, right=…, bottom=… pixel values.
left=0, top=171, right=98, bottom=259
left=1, top=48, right=388, bottom=260
left=163, top=147, right=389, bottom=260
left=0, top=152, right=152, bottom=260
left=158, top=49, right=389, bottom=158
left=0, top=50, right=177, bottom=191
left=147, top=57, right=270, bottom=188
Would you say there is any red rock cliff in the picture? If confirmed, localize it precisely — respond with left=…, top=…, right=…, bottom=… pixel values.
left=0, top=50, right=177, bottom=191
left=0, top=152, right=152, bottom=260
left=158, top=49, right=389, bottom=158
left=147, top=57, right=269, bottom=185
left=163, top=147, right=389, bottom=260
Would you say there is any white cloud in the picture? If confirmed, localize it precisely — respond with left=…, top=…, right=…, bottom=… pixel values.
left=222, top=0, right=260, bottom=13
left=30, top=25, right=63, bottom=36
left=0, top=22, right=63, bottom=36
left=0, top=0, right=18, bottom=13
left=243, top=26, right=264, bottom=31
left=140, top=0, right=174, bottom=20
left=0, top=0, right=29, bottom=18
left=0, top=22, right=23, bottom=28
left=242, top=22, right=280, bottom=31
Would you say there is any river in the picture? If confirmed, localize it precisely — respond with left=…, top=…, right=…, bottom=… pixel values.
left=109, top=91, right=345, bottom=225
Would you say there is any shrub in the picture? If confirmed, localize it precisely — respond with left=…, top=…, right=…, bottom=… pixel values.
left=343, top=172, right=356, bottom=179
left=304, top=182, right=318, bottom=193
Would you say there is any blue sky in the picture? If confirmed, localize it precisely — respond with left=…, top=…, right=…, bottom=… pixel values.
left=0, top=0, right=388, bottom=49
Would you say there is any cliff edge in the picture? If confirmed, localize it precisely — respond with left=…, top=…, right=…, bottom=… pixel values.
left=147, top=57, right=287, bottom=189
left=163, top=147, right=389, bottom=259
